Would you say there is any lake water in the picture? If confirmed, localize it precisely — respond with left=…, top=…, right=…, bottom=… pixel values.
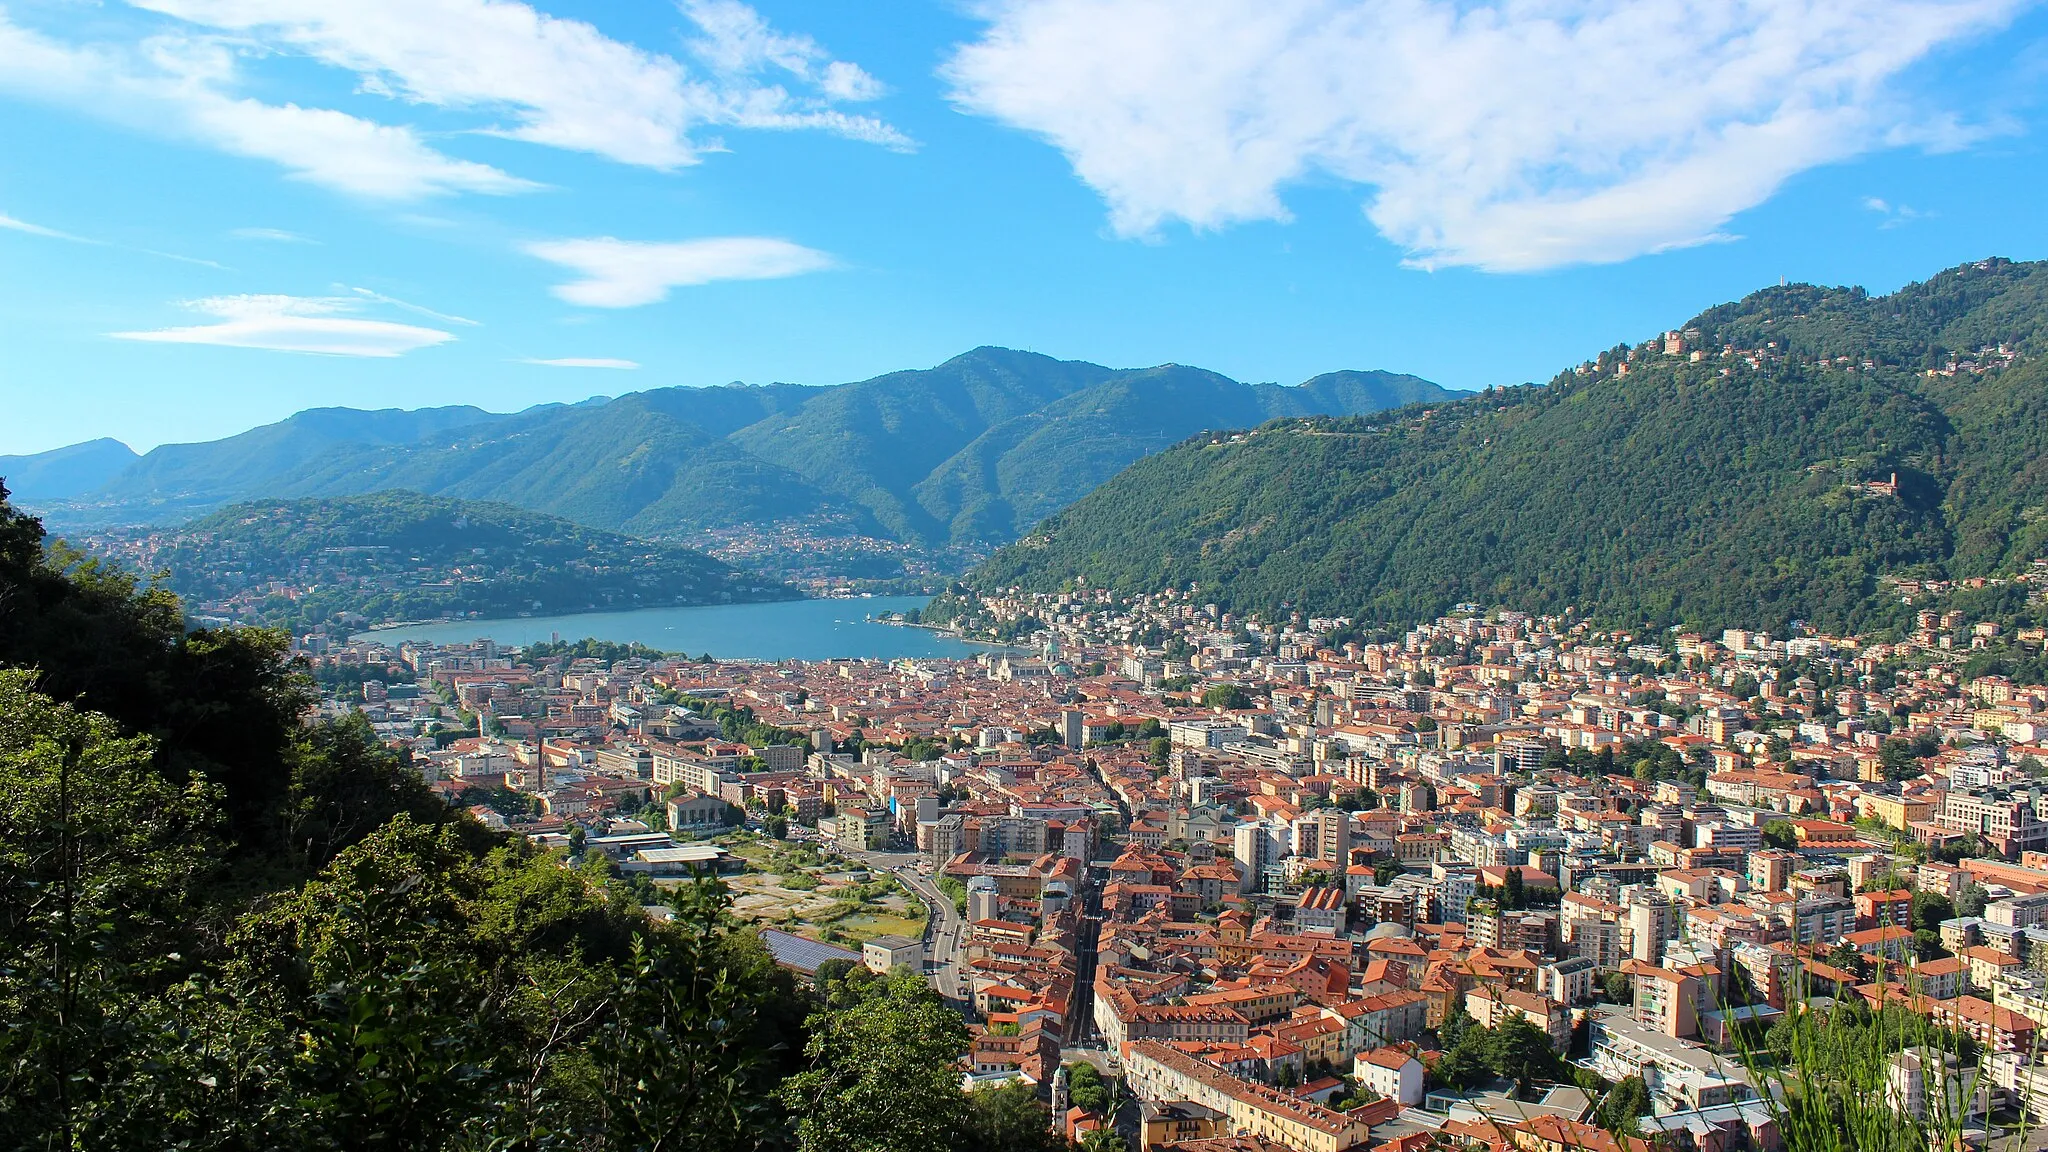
left=353, top=596, right=994, bottom=661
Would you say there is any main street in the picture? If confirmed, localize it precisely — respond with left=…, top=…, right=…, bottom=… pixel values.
left=832, top=844, right=969, bottom=1006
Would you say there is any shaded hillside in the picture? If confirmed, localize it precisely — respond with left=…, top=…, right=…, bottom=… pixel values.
left=101, top=404, right=518, bottom=503
left=122, top=490, right=788, bottom=632
left=911, top=365, right=1443, bottom=543
left=0, top=437, right=137, bottom=499
left=970, top=259, right=2048, bottom=634
left=37, top=349, right=1457, bottom=553
left=264, top=391, right=845, bottom=537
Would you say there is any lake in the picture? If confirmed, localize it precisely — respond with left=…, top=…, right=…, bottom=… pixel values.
left=352, top=596, right=995, bottom=661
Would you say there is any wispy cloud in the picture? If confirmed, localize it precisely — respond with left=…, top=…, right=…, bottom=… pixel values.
left=0, top=15, right=533, bottom=199
left=109, top=294, right=455, bottom=356
left=522, top=236, right=835, bottom=307
left=0, top=209, right=85, bottom=240
left=0, top=1, right=908, bottom=200
left=1863, top=195, right=1933, bottom=228
left=946, top=0, right=2027, bottom=271
left=343, top=286, right=480, bottom=326
left=231, top=227, right=317, bottom=243
left=1, top=203, right=224, bottom=267
left=520, top=357, right=641, bottom=369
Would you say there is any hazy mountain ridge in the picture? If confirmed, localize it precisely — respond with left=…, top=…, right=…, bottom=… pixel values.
left=0, top=437, right=138, bottom=500
left=967, top=258, right=2048, bottom=634
left=10, top=348, right=1457, bottom=551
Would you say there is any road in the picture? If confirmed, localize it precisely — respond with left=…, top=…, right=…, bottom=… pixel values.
left=832, top=844, right=970, bottom=1006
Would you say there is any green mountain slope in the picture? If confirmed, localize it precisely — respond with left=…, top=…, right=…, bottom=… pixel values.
left=101, top=404, right=516, bottom=502
left=0, top=437, right=138, bottom=500
left=264, top=394, right=847, bottom=536
left=139, top=490, right=788, bottom=631
left=40, top=350, right=1455, bottom=556
left=727, top=346, right=1123, bottom=541
left=970, top=258, right=2048, bottom=634
left=910, top=365, right=1446, bottom=543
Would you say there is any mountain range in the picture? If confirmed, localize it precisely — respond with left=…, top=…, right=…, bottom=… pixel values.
left=968, top=258, right=2048, bottom=635
left=9, top=349, right=1454, bottom=552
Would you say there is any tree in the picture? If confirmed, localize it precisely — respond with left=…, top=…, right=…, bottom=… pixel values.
left=1079, top=1129, right=1126, bottom=1152
left=0, top=672, right=219, bottom=1148
left=1067, top=1060, right=1108, bottom=1113
left=1956, top=882, right=1990, bottom=920
left=1594, top=1075, right=1650, bottom=1138
left=592, top=877, right=792, bottom=1152
left=1374, top=860, right=1405, bottom=886
left=1602, top=971, right=1633, bottom=1004
left=960, top=1081, right=1069, bottom=1152
left=1437, top=1009, right=1477, bottom=1053
left=1202, top=684, right=1251, bottom=710
left=779, top=969, right=972, bottom=1152
left=1485, top=1015, right=1559, bottom=1089
left=1761, top=820, right=1799, bottom=851
left=1149, top=737, right=1172, bottom=768
left=1502, top=867, right=1526, bottom=910
left=1911, top=891, right=1955, bottom=933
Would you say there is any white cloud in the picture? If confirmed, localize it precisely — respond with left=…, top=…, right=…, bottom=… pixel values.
left=521, top=357, right=640, bottom=369
left=128, top=0, right=911, bottom=164
left=0, top=209, right=83, bottom=240
left=2, top=201, right=225, bottom=266
left=523, top=236, right=835, bottom=307
left=944, top=0, right=2027, bottom=271
left=0, top=15, right=531, bottom=198
left=1864, top=195, right=1932, bottom=228
left=231, top=227, right=316, bottom=243
left=343, top=286, right=480, bottom=326
left=110, top=294, right=455, bottom=356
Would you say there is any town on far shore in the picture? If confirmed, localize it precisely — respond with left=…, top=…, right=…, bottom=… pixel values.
left=303, top=571, right=2048, bottom=1152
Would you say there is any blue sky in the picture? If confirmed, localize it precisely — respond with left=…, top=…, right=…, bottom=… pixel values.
left=2, top=0, right=2047, bottom=456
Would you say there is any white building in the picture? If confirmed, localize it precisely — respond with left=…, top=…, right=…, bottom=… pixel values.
left=1353, top=1047, right=1424, bottom=1106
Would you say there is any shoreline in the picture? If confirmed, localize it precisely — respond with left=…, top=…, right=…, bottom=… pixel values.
left=353, top=591, right=810, bottom=640
left=867, top=614, right=1027, bottom=651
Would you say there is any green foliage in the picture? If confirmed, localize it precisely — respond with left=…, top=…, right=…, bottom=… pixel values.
left=960, top=1081, right=1071, bottom=1152
left=0, top=487, right=979, bottom=1149
left=523, top=637, right=677, bottom=663
left=677, top=694, right=811, bottom=751
left=1201, top=684, right=1252, bottom=710
left=0, top=672, right=220, bottom=1148
left=1762, top=820, right=1799, bottom=851
left=1592, top=1075, right=1650, bottom=1138
left=1066, top=1060, right=1107, bottom=1113
left=779, top=970, right=972, bottom=1152
left=1601, top=971, right=1633, bottom=1004
left=1742, top=996, right=1984, bottom=1152
left=971, top=260, right=2048, bottom=633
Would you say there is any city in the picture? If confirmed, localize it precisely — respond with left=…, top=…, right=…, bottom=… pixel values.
left=300, top=569, right=2048, bottom=1152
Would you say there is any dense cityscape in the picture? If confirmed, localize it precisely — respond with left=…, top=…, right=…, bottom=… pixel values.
left=294, top=567, right=2048, bottom=1152
left=4, top=2, right=2044, bottom=1146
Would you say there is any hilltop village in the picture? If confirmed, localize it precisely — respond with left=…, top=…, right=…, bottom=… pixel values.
left=307, top=577, right=2048, bottom=1152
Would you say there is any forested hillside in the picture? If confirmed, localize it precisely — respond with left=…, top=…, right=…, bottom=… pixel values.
left=970, top=259, right=2048, bottom=635
left=0, top=481, right=1064, bottom=1150
left=102, top=491, right=788, bottom=632
left=0, top=437, right=137, bottom=500
left=22, top=348, right=1454, bottom=552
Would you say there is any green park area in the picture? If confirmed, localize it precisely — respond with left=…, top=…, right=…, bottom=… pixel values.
left=715, top=832, right=928, bottom=948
